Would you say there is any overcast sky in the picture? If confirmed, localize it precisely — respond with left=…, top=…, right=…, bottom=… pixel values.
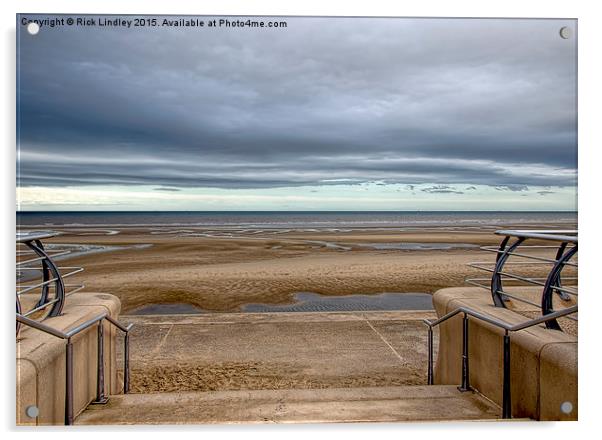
left=17, top=16, right=577, bottom=211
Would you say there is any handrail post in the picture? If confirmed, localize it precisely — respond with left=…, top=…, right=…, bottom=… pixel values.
left=124, top=331, right=130, bottom=393
left=502, top=332, right=512, bottom=419
left=458, top=313, right=471, bottom=392
left=92, top=320, right=108, bottom=404
left=65, top=338, right=74, bottom=425
left=427, top=326, right=434, bottom=385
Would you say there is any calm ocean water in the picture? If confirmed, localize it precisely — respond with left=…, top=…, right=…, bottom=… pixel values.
left=16, top=211, right=577, bottom=228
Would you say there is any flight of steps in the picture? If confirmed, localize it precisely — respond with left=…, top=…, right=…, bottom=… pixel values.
left=75, top=385, right=503, bottom=425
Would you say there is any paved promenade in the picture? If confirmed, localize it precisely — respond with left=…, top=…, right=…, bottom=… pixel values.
left=119, top=311, right=439, bottom=393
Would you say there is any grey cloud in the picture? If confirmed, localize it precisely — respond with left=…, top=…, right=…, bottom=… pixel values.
left=154, top=187, right=181, bottom=192
left=421, top=185, right=464, bottom=194
left=494, top=185, right=530, bottom=192
left=18, top=153, right=576, bottom=189
left=465, top=186, right=477, bottom=190
left=17, top=16, right=577, bottom=190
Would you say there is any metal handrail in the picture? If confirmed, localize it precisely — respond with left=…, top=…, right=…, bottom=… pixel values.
left=17, top=250, right=71, bottom=266
left=479, top=247, right=578, bottom=267
left=17, top=268, right=83, bottom=295
left=423, top=304, right=577, bottom=419
left=16, top=312, right=133, bottom=425
left=466, top=229, right=577, bottom=331
left=17, top=231, right=61, bottom=242
left=16, top=232, right=85, bottom=336
left=494, top=230, right=577, bottom=243
left=469, top=266, right=578, bottom=295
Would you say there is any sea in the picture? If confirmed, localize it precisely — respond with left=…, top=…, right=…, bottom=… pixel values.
left=16, top=211, right=577, bottom=229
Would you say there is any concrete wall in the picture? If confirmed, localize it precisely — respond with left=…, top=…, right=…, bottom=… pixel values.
left=16, top=293, right=122, bottom=425
left=433, top=287, right=577, bottom=421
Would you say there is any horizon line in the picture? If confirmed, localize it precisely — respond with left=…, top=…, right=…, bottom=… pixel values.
left=16, top=209, right=578, bottom=213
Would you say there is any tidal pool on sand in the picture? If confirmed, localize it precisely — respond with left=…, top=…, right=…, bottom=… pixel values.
left=242, top=292, right=434, bottom=313
left=128, top=292, right=434, bottom=315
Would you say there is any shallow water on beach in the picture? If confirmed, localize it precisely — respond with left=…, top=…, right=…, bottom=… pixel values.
left=128, top=292, right=434, bottom=315
left=45, top=243, right=153, bottom=260
left=303, top=241, right=479, bottom=251
left=357, top=242, right=479, bottom=250
left=242, top=292, right=434, bottom=312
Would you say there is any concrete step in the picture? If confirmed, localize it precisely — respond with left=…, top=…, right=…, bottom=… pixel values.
left=75, top=385, right=503, bottom=425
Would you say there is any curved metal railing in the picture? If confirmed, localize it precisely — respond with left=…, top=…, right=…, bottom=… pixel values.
left=16, top=231, right=85, bottom=336
left=16, top=230, right=133, bottom=424
left=466, top=229, right=577, bottom=331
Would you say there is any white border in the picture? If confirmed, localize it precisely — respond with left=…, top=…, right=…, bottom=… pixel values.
left=3, top=1, right=600, bottom=438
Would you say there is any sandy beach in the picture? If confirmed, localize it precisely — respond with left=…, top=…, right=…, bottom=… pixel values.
left=17, top=221, right=577, bottom=394
left=33, top=225, right=574, bottom=314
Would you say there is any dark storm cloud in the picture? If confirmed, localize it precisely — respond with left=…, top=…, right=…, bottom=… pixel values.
left=17, top=16, right=577, bottom=189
